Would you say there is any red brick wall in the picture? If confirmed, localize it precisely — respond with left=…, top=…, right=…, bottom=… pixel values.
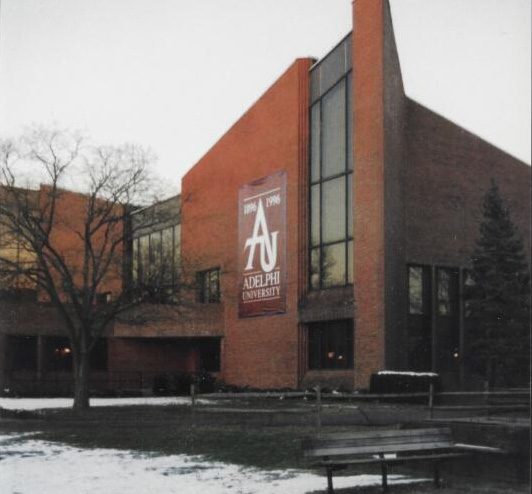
left=38, top=186, right=123, bottom=302
left=405, top=100, right=531, bottom=268
left=181, top=59, right=312, bottom=389
left=353, top=0, right=387, bottom=388
left=108, top=338, right=199, bottom=373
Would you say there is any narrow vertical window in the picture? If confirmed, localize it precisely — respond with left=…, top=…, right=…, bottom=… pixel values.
left=408, top=266, right=424, bottom=314
left=310, top=104, right=321, bottom=183
left=309, top=68, right=353, bottom=290
left=161, top=227, right=173, bottom=285
left=132, top=238, right=139, bottom=283
left=407, top=264, right=432, bottom=372
left=437, top=268, right=458, bottom=316
left=139, top=235, right=149, bottom=283
left=197, top=268, right=221, bottom=303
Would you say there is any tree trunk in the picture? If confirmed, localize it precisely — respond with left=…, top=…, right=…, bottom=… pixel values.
left=73, top=351, right=90, bottom=410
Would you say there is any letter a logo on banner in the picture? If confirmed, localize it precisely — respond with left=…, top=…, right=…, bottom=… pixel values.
left=238, top=171, right=286, bottom=318
left=244, top=199, right=278, bottom=273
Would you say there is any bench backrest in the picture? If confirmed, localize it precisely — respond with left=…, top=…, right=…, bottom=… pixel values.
left=303, top=428, right=454, bottom=458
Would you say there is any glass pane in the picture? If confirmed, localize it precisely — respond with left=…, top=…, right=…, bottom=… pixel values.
left=320, top=41, right=347, bottom=96
left=310, top=185, right=320, bottom=247
left=161, top=228, right=173, bottom=285
left=437, top=269, right=450, bottom=315
left=346, top=72, right=353, bottom=171
left=139, top=235, right=150, bottom=283
left=322, top=80, right=346, bottom=179
left=174, top=224, right=181, bottom=265
left=209, top=269, right=219, bottom=302
left=322, top=177, right=346, bottom=243
left=150, top=231, right=162, bottom=283
left=309, top=320, right=353, bottom=370
left=323, top=323, right=351, bottom=369
left=310, top=65, right=321, bottom=104
left=347, top=173, right=353, bottom=237
left=345, top=34, right=352, bottom=71
left=464, top=270, right=475, bottom=317
left=132, top=238, right=138, bottom=283
left=322, top=242, right=346, bottom=288
left=347, top=240, right=353, bottom=284
left=310, top=104, right=320, bottom=182
left=310, top=248, right=320, bottom=290
left=409, top=266, right=423, bottom=314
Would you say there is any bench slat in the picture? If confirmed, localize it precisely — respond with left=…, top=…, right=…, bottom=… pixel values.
left=305, top=440, right=456, bottom=457
left=314, top=451, right=469, bottom=467
left=305, top=432, right=452, bottom=450
left=306, top=427, right=451, bottom=442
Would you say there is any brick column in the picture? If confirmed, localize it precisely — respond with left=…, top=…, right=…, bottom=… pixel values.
left=352, top=0, right=386, bottom=388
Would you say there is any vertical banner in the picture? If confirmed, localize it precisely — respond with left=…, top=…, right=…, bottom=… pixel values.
left=238, top=171, right=287, bottom=318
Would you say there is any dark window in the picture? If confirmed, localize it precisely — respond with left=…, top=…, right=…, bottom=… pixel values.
left=308, top=320, right=353, bottom=370
left=8, top=335, right=37, bottom=371
left=408, top=266, right=423, bottom=314
left=45, top=337, right=72, bottom=372
left=407, top=264, right=432, bottom=371
left=437, top=268, right=459, bottom=316
left=89, top=338, right=108, bottom=371
left=309, top=69, right=353, bottom=290
left=463, top=269, right=475, bottom=318
left=435, top=267, right=460, bottom=376
left=408, top=265, right=432, bottom=315
left=197, top=268, right=220, bottom=303
left=198, top=338, right=221, bottom=372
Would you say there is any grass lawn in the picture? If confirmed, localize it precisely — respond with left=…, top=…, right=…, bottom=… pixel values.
left=0, top=404, right=529, bottom=493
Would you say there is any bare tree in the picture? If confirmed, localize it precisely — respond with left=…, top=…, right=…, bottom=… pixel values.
left=0, top=127, right=179, bottom=409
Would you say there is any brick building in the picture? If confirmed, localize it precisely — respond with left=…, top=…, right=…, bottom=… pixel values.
left=176, top=0, right=530, bottom=391
left=1, top=0, right=529, bottom=394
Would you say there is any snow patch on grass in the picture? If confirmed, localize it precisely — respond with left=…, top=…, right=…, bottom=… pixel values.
left=377, top=370, right=438, bottom=377
left=0, top=433, right=428, bottom=493
left=0, top=396, right=212, bottom=410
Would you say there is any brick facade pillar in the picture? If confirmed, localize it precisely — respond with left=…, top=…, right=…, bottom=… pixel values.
left=352, top=0, right=387, bottom=389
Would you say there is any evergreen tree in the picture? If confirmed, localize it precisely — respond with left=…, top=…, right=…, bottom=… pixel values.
left=466, top=180, right=530, bottom=387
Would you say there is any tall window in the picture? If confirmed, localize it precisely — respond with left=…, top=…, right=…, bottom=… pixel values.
left=309, top=72, right=353, bottom=289
left=407, top=264, right=432, bottom=371
left=437, top=268, right=459, bottom=316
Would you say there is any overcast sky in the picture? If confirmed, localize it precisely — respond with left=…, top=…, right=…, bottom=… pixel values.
left=0, top=0, right=530, bottom=193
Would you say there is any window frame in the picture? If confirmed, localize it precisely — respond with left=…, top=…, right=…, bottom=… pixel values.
left=307, top=319, right=354, bottom=370
left=197, top=267, right=221, bottom=304
left=309, top=70, right=353, bottom=290
left=132, top=223, right=180, bottom=291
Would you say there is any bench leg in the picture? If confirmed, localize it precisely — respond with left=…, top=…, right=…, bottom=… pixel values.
left=379, top=455, right=388, bottom=493
left=433, top=461, right=441, bottom=488
left=326, top=466, right=334, bottom=494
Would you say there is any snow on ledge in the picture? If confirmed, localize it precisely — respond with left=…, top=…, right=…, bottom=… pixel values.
left=377, top=370, right=439, bottom=377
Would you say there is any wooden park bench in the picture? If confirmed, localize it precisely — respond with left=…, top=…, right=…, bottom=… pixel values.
left=302, top=427, right=503, bottom=493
